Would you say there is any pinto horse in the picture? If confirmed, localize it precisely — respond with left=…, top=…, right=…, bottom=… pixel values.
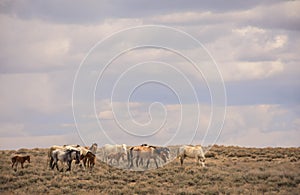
left=11, top=155, right=30, bottom=170
left=51, top=149, right=80, bottom=171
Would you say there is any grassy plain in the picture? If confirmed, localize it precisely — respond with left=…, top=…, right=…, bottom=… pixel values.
left=0, top=145, right=300, bottom=194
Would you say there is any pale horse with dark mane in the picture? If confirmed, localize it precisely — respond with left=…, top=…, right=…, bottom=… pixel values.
left=177, top=145, right=206, bottom=167
left=135, top=144, right=170, bottom=167
left=128, top=145, right=168, bottom=169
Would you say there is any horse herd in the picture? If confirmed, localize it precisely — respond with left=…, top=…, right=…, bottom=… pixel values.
left=48, top=143, right=98, bottom=172
left=11, top=144, right=206, bottom=172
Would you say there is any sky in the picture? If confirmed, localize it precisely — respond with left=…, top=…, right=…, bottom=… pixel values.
left=0, top=0, right=299, bottom=149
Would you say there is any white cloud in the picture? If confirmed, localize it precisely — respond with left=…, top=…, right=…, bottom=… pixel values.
left=150, top=11, right=213, bottom=24
left=60, top=123, right=76, bottom=128
left=222, top=60, right=284, bottom=81
left=0, top=1, right=299, bottom=149
left=0, top=14, right=143, bottom=73
left=98, top=110, right=114, bottom=120
left=219, top=127, right=299, bottom=148
left=219, top=104, right=300, bottom=147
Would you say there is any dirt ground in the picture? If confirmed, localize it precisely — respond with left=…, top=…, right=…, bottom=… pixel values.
left=0, top=145, right=300, bottom=194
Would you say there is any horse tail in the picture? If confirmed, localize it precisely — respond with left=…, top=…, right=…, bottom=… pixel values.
left=47, top=148, right=52, bottom=169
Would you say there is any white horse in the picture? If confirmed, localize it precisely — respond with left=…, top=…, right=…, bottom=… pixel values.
left=103, top=144, right=127, bottom=163
left=177, top=145, right=205, bottom=167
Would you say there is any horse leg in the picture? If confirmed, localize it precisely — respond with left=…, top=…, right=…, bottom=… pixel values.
left=56, top=162, right=60, bottom=171
left=83, top=157, right=87, bottom=168
left=86, top=159, right=89, bottom=168
left=90, top=160, right=94, bottom=170
left=199, top=156, right=205, bottom=167
left=180, top=156, right=184, bottom=166
left=196, top=155, right=201, bottom=166
left=127, top=152, right=131, bottom=167
left=117, top=156, right=120, bottom=165
left=21, top=162, right=24, bottom=168
left=51, top=161, right=55, bottom=170
left=201, top=160, right=205, bottom=167
left=146, top=159, right=151, bottom=168
left=104, top=152, right=107, bottom=163
left=54, top=160, right=60, bottom=171
left=12, top=161, right=15, bottom=168
left=49, top=157, right=54, bottom=169
left=154, top=158, right=159, bottom=168
left=129, top=157, right=134, bottom=168
left=67, top=161, right=71, bottom=171
left=136, top=156, right=140, bottom=167
left=139, top=158, right=143, bottom=166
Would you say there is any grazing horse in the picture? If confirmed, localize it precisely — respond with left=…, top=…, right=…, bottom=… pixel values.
left=103, top=144, right=127, bottom=163
left=129, top=145, right=166, bottom=169
left=51, top=149, right=80, bottom=171
left=11, top=155, right=30, bottom=170
left=177, top=145, right=205, bottom=167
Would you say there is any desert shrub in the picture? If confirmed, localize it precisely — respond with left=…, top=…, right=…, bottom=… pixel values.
left=290, top=157, right=297, bottom=162
left=277, top=177, right=297, bottom=188
left=1, top=146, right=300, bottom=194
left=205, top=151, right=217, bottom=158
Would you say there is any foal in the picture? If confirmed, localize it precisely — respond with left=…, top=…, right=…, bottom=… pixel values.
left=11, top=155, right=30, bottom=170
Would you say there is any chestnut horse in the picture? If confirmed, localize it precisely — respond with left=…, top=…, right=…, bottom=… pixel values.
left=11, top=155, right=30, bottom=170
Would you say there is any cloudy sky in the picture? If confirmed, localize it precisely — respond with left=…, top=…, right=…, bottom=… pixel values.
left=0, top=0, right=299, bottom=149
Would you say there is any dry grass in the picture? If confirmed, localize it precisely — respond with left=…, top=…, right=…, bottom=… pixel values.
left=0, top=145, right=300, bottom=194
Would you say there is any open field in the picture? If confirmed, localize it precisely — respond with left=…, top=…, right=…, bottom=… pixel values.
left=1, top=145, right=300, bottom=194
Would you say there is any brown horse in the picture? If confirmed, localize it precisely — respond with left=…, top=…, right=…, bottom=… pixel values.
left=11, top=155, right=30, bottom=170
left=82, top=152, right=96, bottom=170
